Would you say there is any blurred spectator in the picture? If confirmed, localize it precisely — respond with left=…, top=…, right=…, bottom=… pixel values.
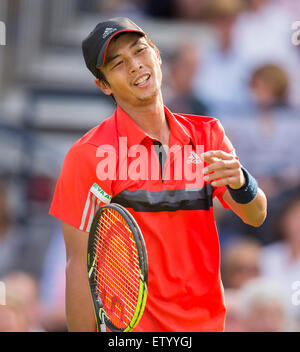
left=275, top=0, right=300, bottom=19
left=221, top=237, right=261, bottom=289
left=289, top=37, right=300, bottom=109
left=0, top=178, right=25, bottom=277
left=0, top=305, right=29, bottom=332
left=233, top=0, right=297, bottom=103
left=97, top=0, right=145, bottom=19
left=237, top=278, right=294, bottom=331
left=1, top=271, right=44, bottom=331
left=164, top=43, right=208, bottom=115
left=193, top=0, right=298, bottom=115
left=250, top=64, right=289, bottom=110
left=260, top=190, right=300, bottom=327
left=0, top=178, right=11, bottom=240
left=192, top=0, right=250, bottom=116
left=234, top=0, right=294, bottom=67
left=173, top=0, right=210, bottom=21
left=143, top=0, right=174, bottom=18
left=223, top=288, right=245, bottom=332
left=39, top=227, right=67, bottom=332
left=221, top=63, right=300, bottom=200
left=144, top=0, right=210, bottom=20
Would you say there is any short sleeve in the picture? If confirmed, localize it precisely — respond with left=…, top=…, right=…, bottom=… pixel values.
left=49, top=143, right=113, bottom=232
left=210, top=120, right=237, bottom=208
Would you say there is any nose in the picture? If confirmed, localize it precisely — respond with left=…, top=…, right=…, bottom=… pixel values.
left=127, top=57, right=142, bottom=74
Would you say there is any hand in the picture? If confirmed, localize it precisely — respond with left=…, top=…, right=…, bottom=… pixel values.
left=201, top=150, right=245, bottom=190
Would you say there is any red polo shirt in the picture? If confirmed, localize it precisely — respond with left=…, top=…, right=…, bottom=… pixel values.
left=50, top=105, right=235, bottom=332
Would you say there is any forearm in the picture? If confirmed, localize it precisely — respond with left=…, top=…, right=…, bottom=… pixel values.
left=222, top=187, right=267, bottom=227
left=62, top=222, right=97, bottom=332
left=65, top=258, right=96, bottom=332
left=201, top=151, right=267, bottom=228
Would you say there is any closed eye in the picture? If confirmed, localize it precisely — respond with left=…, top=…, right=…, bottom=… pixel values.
left=136, top=47, right=147, bottom=54
left=112, top=60, right=123, bottom=69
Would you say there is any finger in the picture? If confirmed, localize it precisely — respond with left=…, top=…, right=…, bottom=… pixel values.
left=211, top=176, right=238, bottom=187
left=201, top=150, right=234, bottom=163
left=204, top=169, right=239, bottom=182
left=200, top=152, right=218, bottom=164
left=203, top=156, right=221, bottom=165
left=203, top=158, right=241, bottom=174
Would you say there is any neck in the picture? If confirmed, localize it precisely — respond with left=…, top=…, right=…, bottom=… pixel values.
left=118, top=92, right=170, bottom=145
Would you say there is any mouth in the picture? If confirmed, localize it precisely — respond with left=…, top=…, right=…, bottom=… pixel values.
left=133, top=74, right=151, bottom=87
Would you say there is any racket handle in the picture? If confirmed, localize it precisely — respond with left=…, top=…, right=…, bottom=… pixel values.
left=99, top=310, right=107, bottom=332
left=99, top=322, right=107, bottom=332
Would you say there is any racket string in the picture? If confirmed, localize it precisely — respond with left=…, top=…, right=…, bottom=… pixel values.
left=94, top=216, right=140, bottom=279
left=92, top=246, right=140, bottom=307
left=92, top=220, right=140, bottom=283
left=98, top=211, right=138, bottom=254
left=93, top=275, right=136, bottom=319
left=92, top=244, right=140, bottom=291
left=94, top=216, right=139, bottom=264
left=93, top=274, right=138, bottom=316
left=93, top=238, right=139, bottom=276
left=100, top=211, right=138, bottom=248
left=93, top=257, right=139, bottom=326
left=92, top=234, right=140, bottom=296
left=92, top=247, right=140, bottom=300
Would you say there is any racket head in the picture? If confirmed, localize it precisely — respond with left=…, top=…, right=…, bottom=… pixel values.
left=87, top=203, right=148, bottom=332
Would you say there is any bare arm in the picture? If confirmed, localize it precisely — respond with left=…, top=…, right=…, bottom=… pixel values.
left=62, top=222, right=96, bottom=331
left=222, top=187, right=267, bottom=227
left=202, top=150, right=267, bottom=227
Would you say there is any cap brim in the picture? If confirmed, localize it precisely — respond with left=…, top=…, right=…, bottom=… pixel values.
left=96, top=29, right=145, bottom=68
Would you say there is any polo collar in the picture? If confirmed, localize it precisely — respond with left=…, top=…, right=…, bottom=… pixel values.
left=116, top=105, right=192, bottom=148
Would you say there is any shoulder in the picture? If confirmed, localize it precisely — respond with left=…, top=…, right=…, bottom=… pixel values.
left=174, top=112, right=222, bottom=132
left=74, top=113, right=117, bottom=148
left=174, top=112, right=219, bottom=125
left=64, top=113, right=118, bottom=166
left=173, top=112, right=234, bottom=152
left=173, top=113, right=227, bottom=143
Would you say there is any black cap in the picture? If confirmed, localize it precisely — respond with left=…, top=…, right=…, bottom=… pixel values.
left=82, top=17, right=145, bottom=78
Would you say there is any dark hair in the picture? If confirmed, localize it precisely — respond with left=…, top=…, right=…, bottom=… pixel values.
left=95, top=69, right=115, bottom=102
left=251, top=64, right=289, bottom=102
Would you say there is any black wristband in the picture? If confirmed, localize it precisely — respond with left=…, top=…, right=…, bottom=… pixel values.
left=226, top=167, right=258, bottom=204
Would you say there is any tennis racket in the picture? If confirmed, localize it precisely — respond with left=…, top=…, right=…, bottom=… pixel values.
left=87, top=203, right=148, bottom=332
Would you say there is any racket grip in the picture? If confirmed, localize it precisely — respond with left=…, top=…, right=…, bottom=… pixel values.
left=99, top=310, right=107, bottom=332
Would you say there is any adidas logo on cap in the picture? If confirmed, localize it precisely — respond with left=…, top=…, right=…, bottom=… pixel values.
left=102, top=27, right=117, bottom=39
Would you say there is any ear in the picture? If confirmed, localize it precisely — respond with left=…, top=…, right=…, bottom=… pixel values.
left=95, top=78, right=112, bottom=96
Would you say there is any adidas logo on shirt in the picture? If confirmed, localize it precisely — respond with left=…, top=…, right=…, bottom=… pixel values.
left=187, top=151, right=202, bottom=164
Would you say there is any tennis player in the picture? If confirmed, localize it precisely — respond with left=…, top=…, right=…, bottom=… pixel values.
left=49, top=17, right=267, bottom=332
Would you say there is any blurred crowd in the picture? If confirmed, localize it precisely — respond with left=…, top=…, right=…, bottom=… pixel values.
left=0, top=0, right=299, bottom=331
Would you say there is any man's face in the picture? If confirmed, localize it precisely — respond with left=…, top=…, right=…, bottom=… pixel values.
left=98, top=32, right=162, bottom=107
